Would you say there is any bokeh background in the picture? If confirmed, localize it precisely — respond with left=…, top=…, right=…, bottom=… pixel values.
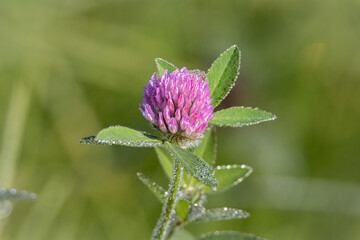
left=1, top=0, right=360, bottom=239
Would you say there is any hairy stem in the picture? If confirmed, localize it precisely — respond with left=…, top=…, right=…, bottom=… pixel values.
left=152, top=160, right=183, bottom=240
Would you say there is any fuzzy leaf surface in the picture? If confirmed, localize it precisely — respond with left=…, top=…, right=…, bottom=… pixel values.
left=207, top=45, right=240, bottom=107
left=163, top=142, right=217, bottom=188
left=210, top=107, right=276, bottom=127
left=196, top=231, right=266, bottom=240
left=137, top=173, right=166, bottom=203
left=194, top=127, right=216, bottom=166
left=79, top=126, right=162, bottom=147
left=192, top=208, right=249, bottom=223
left=155, top=58, right=178, bottom=76
left=204, top=165, right=253, bottom=193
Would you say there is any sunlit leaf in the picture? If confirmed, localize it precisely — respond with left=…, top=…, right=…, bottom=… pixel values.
left=207, top=45, right=240, bottom=107
left=192, top=207, right=249, bottom=223
left=209, top=107, right=276, bottom=127
left=194, top=127, right=217, bottom=166
left=204, top=165, right=253, bottom=193
left=196, top=231, right=266, bottom=240
left=163, top=142, right=218, bottom=188
left=155, top=58, right=178, bottom=76
left=137, top=173, right=167, bottom=203
left=79, top=126, right=162, bottom=147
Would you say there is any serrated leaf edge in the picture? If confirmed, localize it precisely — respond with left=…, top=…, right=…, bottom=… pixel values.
left=210, top=106, right=277, bottom=127
left=207, top=45, right=241, bottom=107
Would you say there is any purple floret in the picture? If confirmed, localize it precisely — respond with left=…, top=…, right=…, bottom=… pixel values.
left=140, top=67, right=214, bottom=142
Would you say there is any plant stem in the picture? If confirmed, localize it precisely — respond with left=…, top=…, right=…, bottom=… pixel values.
left=152, top=160, right=183, bottom=240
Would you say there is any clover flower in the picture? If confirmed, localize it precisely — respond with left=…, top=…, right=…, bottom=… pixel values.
left=140, top=67, right=214, bottom=145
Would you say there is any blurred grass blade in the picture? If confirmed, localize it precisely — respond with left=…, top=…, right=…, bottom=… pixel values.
left=79, top=126, right=162, bottom=147
left=207, top=46, right=240, bottom=107
left=194, top=127, right=217, bottom=166
left=0, top=82, right=31, bottom=187
left=155, top=58, right=178, bottom=76
left=137, top=172, right=166, bottom=203
left=196, top=231, right=266, bottom=240
left=204, top=165, right=253, bottom=193
left=163, top=142, right=218, bottom=188
left=0, top=188, right=36, bottom=202
left=192, top=208, right=249, bottom=223
left=209, top=107, right=276, bottom=127
left=15, top=176, right=73, bottom=240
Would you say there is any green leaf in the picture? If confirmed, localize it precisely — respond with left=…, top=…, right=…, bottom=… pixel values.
left=136, top=173, right=166, bottom=203
left=209, top=107, right=276, bottom=127
left=175, top=200, right=191, bottom=222
left=204, top=165, right=253, bottom=193
left=154, top=147, right=192, bottom=185
left=196, top=231, right=266, bottom=240
left=207, top=45, right=241, bottom=107
left=163, top=142, right=218, bottom=189
left=79, top=126, right=163, bottom=147
left=173, top=229, right=195, bottom=240
left=194, top=127, right=217, bottom=166
left=0, top=188, right=37, bottom=201
left=155, top=58, right=178, bottom=76
left=192, top=208, right=249, bottom=223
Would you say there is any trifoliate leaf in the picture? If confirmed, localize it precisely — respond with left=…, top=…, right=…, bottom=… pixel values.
left=209, top=107, right=276, bottom=127
left=207, top=46, right=241, bottom=107
left=79, top=126, right=162, bottom=147
left=137, top=173, right=167, bottom=203
left=204, top=165, right=253, bottom=193
left=155, top=58, right=178, bottom=76
left=196, top=231, right=266, bottom=240
left=163, top=142, right=218, bottom=189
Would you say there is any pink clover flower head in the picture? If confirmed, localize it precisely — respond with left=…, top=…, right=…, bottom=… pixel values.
left=140, top=67, right=214, bottom=146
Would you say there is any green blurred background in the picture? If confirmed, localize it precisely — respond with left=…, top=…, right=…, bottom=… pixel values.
left=1, top=0, right=359, bottom=239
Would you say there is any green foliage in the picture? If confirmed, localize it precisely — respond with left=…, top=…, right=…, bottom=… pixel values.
left=195, top=231, right=265, bottom=240
left=204, top=165, right=253, bottom=193
left=163, top=142, right=217, bottom=188
left=207, top=46, right=241, bottom=107
left=80, top=126, right=162, bottom=147
left=210, top=107, right=276, bottom=127
left=194, top=127, right=217, bottom=166
left=192, top=208, right=249, bottom=223
left=155, top=58, right=178, bottom=76
left=175, top=200, right=191, bottom=222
